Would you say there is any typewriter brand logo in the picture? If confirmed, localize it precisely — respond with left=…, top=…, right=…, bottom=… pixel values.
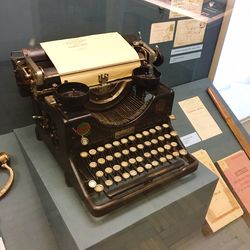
left=76, top=122, right=91, bottom=136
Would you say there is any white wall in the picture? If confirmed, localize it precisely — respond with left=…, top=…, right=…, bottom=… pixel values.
left=213, top=0, right=250, bottom=120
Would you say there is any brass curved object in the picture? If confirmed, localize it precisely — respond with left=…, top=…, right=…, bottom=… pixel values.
left=0, top=152, right=14, bottom=198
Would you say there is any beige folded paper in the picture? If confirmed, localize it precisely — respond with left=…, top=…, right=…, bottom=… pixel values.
left=193, top=149, right=243, bottom=232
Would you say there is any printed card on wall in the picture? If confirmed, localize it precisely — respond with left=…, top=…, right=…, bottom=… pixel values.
left=149, top=21, right=175, bottom=44
left=174, top=19, right=206, bottom=47
left=169, top=0, right=204, bottom=19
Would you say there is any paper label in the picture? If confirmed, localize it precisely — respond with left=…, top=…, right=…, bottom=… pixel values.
left=170, top=51, right=201, bottom=64
left=149, top=21, right=175, bottom=44
left=169, top=0, right=204, bottom=19
left=179, top=96, right=222, bottom=140
left=171, top=44, right=203, bottom=55
left=174, top=19, right=206, bottom=47
left=180, top=132, right=201, bottom=147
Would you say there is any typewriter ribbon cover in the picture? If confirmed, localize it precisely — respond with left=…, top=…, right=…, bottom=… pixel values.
left=40, top=32, right=141, bottom=86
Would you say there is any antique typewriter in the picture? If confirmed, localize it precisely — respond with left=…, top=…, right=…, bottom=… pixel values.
left=11, top=32, right=198, bottom=216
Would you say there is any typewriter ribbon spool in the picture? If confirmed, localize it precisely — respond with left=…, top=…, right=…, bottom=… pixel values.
left=0, top=152, right=14, bottom=198
left=55, top=82, right=90, bottom=108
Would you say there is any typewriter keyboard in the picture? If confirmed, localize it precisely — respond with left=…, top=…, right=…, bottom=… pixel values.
left=78, top=122, right=196, bottom=199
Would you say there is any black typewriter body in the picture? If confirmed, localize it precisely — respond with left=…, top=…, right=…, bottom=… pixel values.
left=11, top=34, right=198, bottom=216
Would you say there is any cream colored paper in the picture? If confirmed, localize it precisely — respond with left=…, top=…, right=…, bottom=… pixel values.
left=169, top=0, right=204, bottom=19
left=174, top=19, right=206, bottom=47
left=40, top=32, right=140, bottom=85
left=149, top=21, right=175, bottom=44
left=193, top=149, right=243, bottom=232
left=179, top=96, right=222, bottom=140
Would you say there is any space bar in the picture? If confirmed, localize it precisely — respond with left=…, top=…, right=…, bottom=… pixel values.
left=106, top=159, right=185, bottom=198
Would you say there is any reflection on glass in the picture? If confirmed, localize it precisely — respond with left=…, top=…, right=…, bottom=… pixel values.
left=213, top=0, right=250, bottom=134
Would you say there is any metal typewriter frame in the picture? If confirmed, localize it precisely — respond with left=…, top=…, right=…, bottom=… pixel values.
left=11, top=34, right=198, bottom=217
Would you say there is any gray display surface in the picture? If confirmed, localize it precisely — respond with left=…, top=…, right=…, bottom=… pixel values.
left=0, top=133, right=58, bottom=250
left=172, top=78, right=242, bottom=161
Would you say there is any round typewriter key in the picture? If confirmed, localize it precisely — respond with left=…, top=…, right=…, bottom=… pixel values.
left=97, top=158, right=106, bottom=165
left=145, top=163, right=152, bottom=170
left=128, top=135, right=136, bottom=141
left=166, top=154, right=173, bottom=160
left=121, top=138, right=128, bottom=144
left=121, top=161, right=129, bottom=168
left=129, top=158, right=136, bottom=164
left=160, top=157, right=167, bottom=163
left=105, top=167, right=113, bottom=174
left=97, top=146, right=105, bottom=152
left=157, top=147, right=164, bottom=153
left=137, top=166, right=144, bottom=173
left=144, top=152, right=151, bottom=158
left=114, top=175, right=122, bottom=182
left=142, top=130, right=150, bottom=136
left=129, top=146, right=137, bottom=152
left=162, top=123, right=169, bottom=128
left=113, top=164, right=121, bottom=171
left=164, top=144, right=171, bottom=150
left=149, top=128, right=156, bottom=134
left=164, top=134, right=171, bottom=139
left=89, top=162, right=97, bottom=168
left=151, top=139, right=158, bottom=145
left=114, top=152, right=122, bottom=158
left=173, top=151, right=180, bottom=157
left=81, top=137, right=89, bottom=146
left=144, top=141, right=151, bottom=147
left=106, top=155, right=113, bottom=161
left=179, top=149, right=188, bottom=156
left=136, top=156, right=143, bottom=163
left=80, top=151, right=88, bottom=158
left=122, top=172, right=130, bottom=179
left=104, top=143, right=112, bottom=149
left=171, top=142, right=178, bottom=147
left=88, top=180, right=97, bottom=188
left=89, top=149, right=97, bottom=156
left=155, top=125, right=162, bottom=131
left=170, top=131, right=178, bottom=137
left=137, top=144, right=144, bottom=150
left=105, top=179, right=113, bottom=187
left=151, top=149, right=158, bottom=156
left=158, top=136, right=165, bottom=141
left=122, top=149, right=129, bottom=155
left=94, top=184, right=104, bottom=192
left=169, top=114, right=176, bottom=120
left=113, top=141, right=120, bottom=147
left=135, top=133, right=143, bottom=139
left=96, top=170, right=104, bottom=178
left=130, top=170, right=137, bottom=176
left=152, top=160, right=159, bottom=167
